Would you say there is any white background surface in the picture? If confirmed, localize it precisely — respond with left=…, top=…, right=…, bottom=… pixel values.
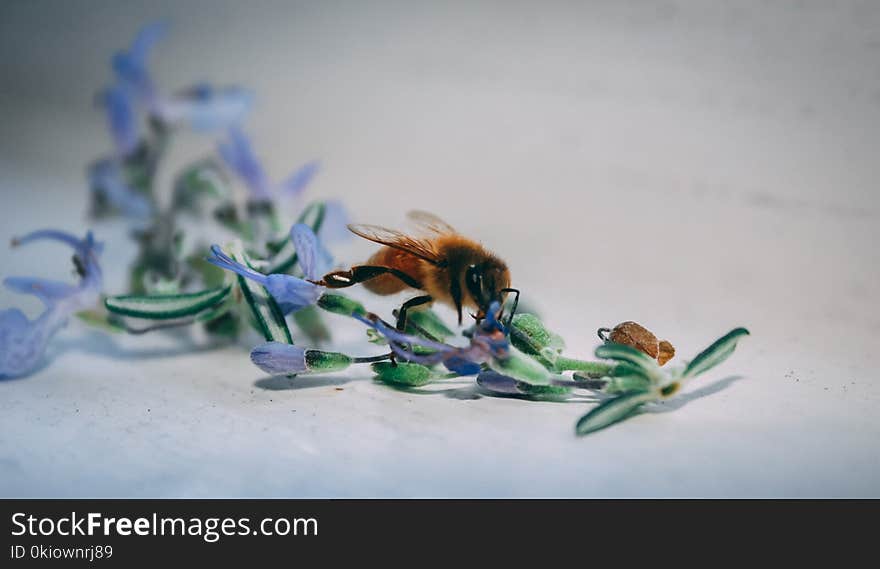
left=0, top=1, right=878, bottom=497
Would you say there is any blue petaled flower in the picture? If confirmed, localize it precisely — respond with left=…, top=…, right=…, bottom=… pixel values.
left=218, top=126, right=320, bottom=202
left=206, top=223, right=332, bottom=314
left=250, top=343, right=308, bottom=375
left=105, top=22, right=252, bottom=139
left=1, top=230, right=103, bottom=379
left=354, top=302, right=509, bottom=376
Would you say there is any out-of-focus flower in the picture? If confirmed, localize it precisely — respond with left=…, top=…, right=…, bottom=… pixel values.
left=1, top=230, right=103, bottom=378
left=99, top=84, right=139, bottom=158
left=218, top=126, right=319, bottom=202
left=154, top=84, right=253, bottom=132
left=105, top=22, right=251, bottom=139
left=88, top=158, right=153, bottom=220
left=206, top=223, right=331, bottom=315
left=112, top=21, right=167, bottom=108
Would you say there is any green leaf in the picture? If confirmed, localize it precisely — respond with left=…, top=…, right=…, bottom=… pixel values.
left=595, top=343, right=661, bottom=381
left=509, top=313, right=565, bottom=355
left=372, top=362, right=433, bottom=386
left=105, top=286, right=231, bottom=319
left=604, top=374, right=652, bottom=394
left=515, top=381, right=572, bottom=398
left=488, top=346, right=552, bottom=385
left=316, top=292, right=366, bottom=317
left=683, top=327, right=750, bottom=378
left=575, top=390, right=656, bottom=436
left=172, top=160, right=230, bottom=212
left=267, top=201, right=327, bottom=274
left=551, top=356, right=613, bottom=376
left=227, top=241, right=293, bottom=344
left=404, top=309, right=454, bottom=341
left=202, top=310, right=240, bottom=338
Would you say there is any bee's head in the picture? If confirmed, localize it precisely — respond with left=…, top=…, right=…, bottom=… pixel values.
left=464, top=259, right=511, bottom=317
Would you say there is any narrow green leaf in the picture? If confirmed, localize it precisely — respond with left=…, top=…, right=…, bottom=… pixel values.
left=683, top=327, right=750, bottom=378
left=551, top=356, right=614, bottom=376
left=105, top=286, right=231, bottom=319
left=575, top=390, right=656, bottom=436
left=227, top=241, right=293, bottom=344
left=595, top=343, right=661, bottom=380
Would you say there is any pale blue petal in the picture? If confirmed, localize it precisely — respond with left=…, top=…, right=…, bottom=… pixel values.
left=290, top=223, right=333, bottom=280
left=205, top=245, right=268, bottom=285
left=157, top=85, right=253, bottom=131
left=264, top=274, right=321, bottom=315
left=0, top=308, right=55, bottom=379
left=100, top=85, right=138, bottom=156
left=250, top=341, right=307, bottom=375
left=128, top=21, right=169, bottom=66
left=112, top=22, right=166, bottom=105
left=11, top=229, right=103, bottom=298
left=218, top=127, right=270, bottom=199
left=13, top=229, right=83, bottom=252
left=280, top=161, right=320, bottom=198
left=4, top=277, right=78, bottom=308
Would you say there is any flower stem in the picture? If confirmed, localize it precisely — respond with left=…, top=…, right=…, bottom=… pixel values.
left=352, top=352, right=394, bottom=364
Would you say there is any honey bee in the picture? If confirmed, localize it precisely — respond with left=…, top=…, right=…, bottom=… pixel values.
left=315, top=210, right=517, bottom=328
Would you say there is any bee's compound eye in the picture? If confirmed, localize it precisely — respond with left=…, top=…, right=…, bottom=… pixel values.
left=467, top=265, right=479, bottom=283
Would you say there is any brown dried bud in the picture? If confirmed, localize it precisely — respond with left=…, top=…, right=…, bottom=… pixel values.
left=608, top=321, right=659, bottom=359
left=607, top=321, right=676, bottom=366
left=657, top=340, right=675, bottom=366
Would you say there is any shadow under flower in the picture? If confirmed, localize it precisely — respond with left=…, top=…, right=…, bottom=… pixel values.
left=378, top=379, right=604, bottom=403
left=643, top=375, right=745, bottom=414
left=374, top=378, right=484, bottom=400
left=254, top=373, right=354, bottom=391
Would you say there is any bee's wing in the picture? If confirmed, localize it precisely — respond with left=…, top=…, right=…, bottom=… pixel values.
left=406, top=210, right=457, bottom=236
left=347, top=224, right=444, bottom=265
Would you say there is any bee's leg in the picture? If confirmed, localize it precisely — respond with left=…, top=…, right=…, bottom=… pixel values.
left=395, top=295, right=433, bottom=332
left=316, top=265, right=421, bottom=289
left=389, top=295, right=433, bottom=363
